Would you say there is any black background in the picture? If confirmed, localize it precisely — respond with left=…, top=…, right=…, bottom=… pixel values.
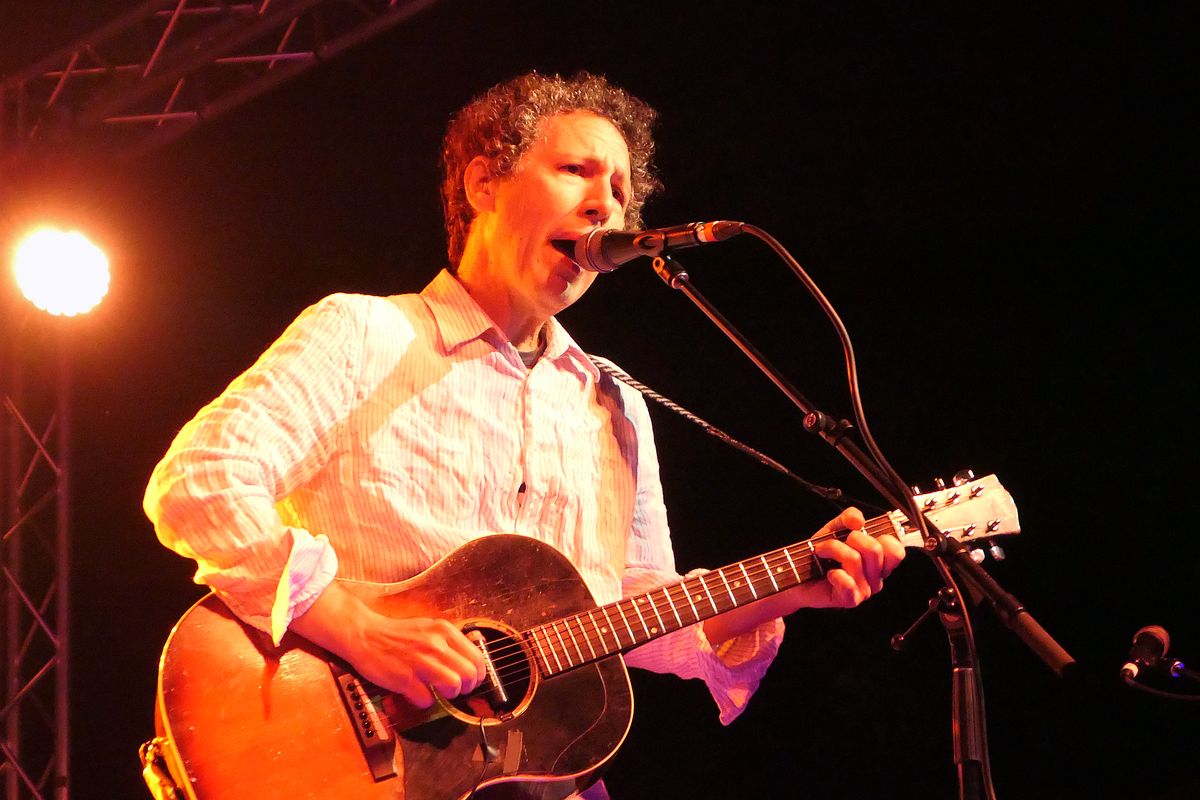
left=2, top=2, right=1195, bottom=798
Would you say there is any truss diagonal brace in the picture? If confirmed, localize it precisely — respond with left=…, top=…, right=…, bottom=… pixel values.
left=1, top=0, right=441, bottom=164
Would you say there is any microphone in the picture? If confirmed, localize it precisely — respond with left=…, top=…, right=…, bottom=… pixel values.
left=564, top=220, right=744, bottom=273
left=1121, top=625, right=1170, bottom=679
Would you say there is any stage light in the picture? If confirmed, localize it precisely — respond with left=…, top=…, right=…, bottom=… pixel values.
left=12, top=227, right=111, bottom=316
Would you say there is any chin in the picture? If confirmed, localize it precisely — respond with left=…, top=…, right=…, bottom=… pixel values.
left=563, top=276, right=595, bottom=305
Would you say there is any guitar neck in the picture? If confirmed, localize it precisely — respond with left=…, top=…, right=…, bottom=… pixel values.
left=524, top=513, right=901, bottom=678
left=522, top=472, right=1020, bottom=679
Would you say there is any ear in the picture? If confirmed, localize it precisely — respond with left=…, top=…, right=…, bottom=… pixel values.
left=464, top=156, right=496, bottom=213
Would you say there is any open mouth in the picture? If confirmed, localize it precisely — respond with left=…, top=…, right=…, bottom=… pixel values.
left=550, top=239, right=580, bottom=265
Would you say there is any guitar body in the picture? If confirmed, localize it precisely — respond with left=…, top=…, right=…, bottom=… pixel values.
left=154, top=535, right=634, bottom=800
left=151, top=475, right=1020, bottom=799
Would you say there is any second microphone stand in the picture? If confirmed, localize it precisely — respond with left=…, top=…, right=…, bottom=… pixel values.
left=646, top=242, right=1074, bottom=800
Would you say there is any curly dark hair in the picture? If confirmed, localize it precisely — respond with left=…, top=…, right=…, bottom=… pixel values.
left=440, top=71, right=663, bottom=269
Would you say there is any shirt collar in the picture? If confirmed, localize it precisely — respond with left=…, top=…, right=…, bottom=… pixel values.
left=420, top=269, right=499, bottom=350
left=419, top=269, right=600, bottom=381
left=541, top=315, right=601, bottom=381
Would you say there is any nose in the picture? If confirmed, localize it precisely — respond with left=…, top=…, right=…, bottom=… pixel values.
left=581, top=179, right=621, bottom=227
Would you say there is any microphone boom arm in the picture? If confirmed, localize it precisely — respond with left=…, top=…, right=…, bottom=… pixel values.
left=638, top=227, right=1076, bottom=800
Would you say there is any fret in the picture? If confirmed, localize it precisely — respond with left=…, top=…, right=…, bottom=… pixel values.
left=867, top=519, right=894, bottom=539
left=512, top=488, right=1014, bottom=680
left=698, top=573, right=719, bottom=614
left=761, top=555, right=779, bottom=592
left=529, top=628, right=552, bottom=675
left=580, top=612, right=599, bottom=660
left=534, top=626, right=557, bottom=673
left=551, top=622, right=573, bottom=668
left=562, top=618, right=586, bottom=664
left=681, top=580, right=700, bottom=622
left=629, top=597, right=652, bottom=639
left=718, top=569, right=737, bottom=607
left=806, top=540, right=825, bottom=577
left=530, top=536, right=838, bottom=676
left=614, top=602, right=637, bottom=645
left=738, top=562, right=758, bottom=601
left=525, top=514, right=909, bottom=677
left=644, top=592, right=666, bottom=634
left=661, top=586, right=683, bottom=628
left=540, top=625, right=565, bottom=673
left=599, top=606, right=620, bottom=650
left=783, top=546, right=801, bottom=582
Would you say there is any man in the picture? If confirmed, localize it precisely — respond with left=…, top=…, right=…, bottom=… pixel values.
left=144, top=71, right=905, bottom=795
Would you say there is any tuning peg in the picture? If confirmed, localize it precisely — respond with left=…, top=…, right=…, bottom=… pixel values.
left=987, top=544, right=1006, bottom=561
left=910, top=484, right=921, bottom=496
left=969, top=548, right=987, bottom=564
left=934, top=477, right=946, bottom=490
left=952, top=469, right=976, bottom=487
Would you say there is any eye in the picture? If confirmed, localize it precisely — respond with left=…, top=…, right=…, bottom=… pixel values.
left=561, top=164, right=584, bottom=175
left=612, top=186, right=627, bottom=206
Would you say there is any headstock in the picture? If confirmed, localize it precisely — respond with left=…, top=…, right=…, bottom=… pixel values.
left=890, top=472, right=1020, bottom=561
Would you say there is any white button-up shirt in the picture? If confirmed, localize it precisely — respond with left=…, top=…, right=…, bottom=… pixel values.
left=144, top=270, right=781, bottom=723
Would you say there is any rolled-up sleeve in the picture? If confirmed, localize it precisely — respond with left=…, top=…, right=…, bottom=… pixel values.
left=615, top=378, right=784, bottom=724
left=143, top=295, right=361, bottom=641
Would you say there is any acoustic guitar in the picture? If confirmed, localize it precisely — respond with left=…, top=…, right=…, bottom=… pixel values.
left=141, top=474, right=1018, bottom=799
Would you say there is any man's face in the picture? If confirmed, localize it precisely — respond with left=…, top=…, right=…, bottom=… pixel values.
left=478, top=111, right=632, bottom=319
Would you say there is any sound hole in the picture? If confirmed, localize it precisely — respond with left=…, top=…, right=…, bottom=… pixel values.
left=451, top=624, right=533, bottom=721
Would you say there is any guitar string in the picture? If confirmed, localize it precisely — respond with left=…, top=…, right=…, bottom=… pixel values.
left=477, top=520, right=898, bottom=678
left=492, top=497, right=992, bottom=675
left=375, top=496, right=996, bottom=727
left=371, top=522, right=895, bottom=731
left=468, top=520, right=905, bottom=686
left=374, top=512, right=990, bottom=729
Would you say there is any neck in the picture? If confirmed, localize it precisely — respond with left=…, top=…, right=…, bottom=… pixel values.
left=454, top=247, right=547, bottom=350
left=463, top=279, right=546, bottom=350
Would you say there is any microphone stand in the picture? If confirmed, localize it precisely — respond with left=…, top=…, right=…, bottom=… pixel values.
left=646, top=245, right=1074, bottom=800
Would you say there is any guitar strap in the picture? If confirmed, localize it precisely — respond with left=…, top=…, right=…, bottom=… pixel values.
left=587, top=355, right=845, bottom=502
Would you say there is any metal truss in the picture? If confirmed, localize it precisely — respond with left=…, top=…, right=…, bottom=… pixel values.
left=0, top=0, right=440, bottom=170
left=0, top=4, right=439, bottom=796
left=1, top=308, right=70, bottom=800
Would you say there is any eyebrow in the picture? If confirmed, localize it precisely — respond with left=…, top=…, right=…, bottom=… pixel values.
left=558, top=152, right=626, bottom=172
left=550, top=148, right=631, bottom=199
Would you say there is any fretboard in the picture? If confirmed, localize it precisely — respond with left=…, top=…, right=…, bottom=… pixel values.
left=523, top=514, right=899, bottom=678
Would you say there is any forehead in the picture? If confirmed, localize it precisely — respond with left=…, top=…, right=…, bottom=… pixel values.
left=527, top=112, right=631, bottom=173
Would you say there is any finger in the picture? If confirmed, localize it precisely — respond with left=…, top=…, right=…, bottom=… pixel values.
left=824, top=568, right=863, bottom=608
left=814, top=506, right=866, bottom=538
left=429, top=646, right=487, bottom=696
left=432, top=620, right=489, bottom=685
left=415, top=659, right=471, bottom=701
left=396, top=676, right=437, bottom=709
left=816, top=538, right=870, bottom=601
left=845, top=529, right=886, bottom=592
left=879, top=534, right=906, bottom=577
left=399, top=621, right=485, bottom=696
left=839, top=506, right=866, bottom=530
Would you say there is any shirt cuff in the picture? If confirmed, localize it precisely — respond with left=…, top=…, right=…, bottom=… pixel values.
left=695, top=615, right=784, bottom=724
left=268, top=528, right=338, bottom=645
left=622, top=576, right=785, bottom=725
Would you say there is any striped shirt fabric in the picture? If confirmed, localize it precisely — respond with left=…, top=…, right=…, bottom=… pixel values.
left=144, top=269, right=782, bottom=723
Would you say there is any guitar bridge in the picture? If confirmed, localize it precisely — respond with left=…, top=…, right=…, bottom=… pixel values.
left=333, top=667, right=397, bottom=781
